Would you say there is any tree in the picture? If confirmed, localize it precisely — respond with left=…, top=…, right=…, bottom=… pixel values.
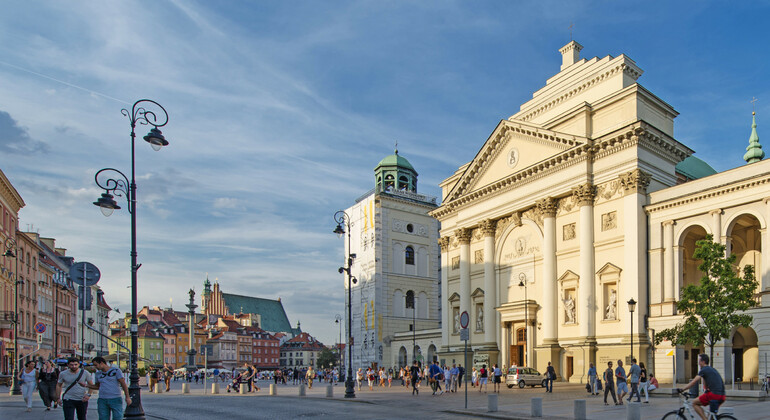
left=656, top=234, right=758, bottom=363
left=317, top=348, right=338, bottom=369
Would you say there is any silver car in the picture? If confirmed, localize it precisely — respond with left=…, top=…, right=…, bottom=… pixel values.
left=505, top=366, right=547, bottom=388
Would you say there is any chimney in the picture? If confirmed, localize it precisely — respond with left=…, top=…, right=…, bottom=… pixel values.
left=559, top=41, right=583, bottom=71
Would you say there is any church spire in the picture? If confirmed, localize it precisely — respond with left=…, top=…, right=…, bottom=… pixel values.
left=744, top=111, right=764, bottom=164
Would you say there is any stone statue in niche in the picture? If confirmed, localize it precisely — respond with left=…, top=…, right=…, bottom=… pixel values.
left=606, top=288, right=617, bottom=320
left=563, top=294, right=576, bottom=324
left=453, top=309, right=460, bottom=333
left=476, top=305, right=484, bottom=331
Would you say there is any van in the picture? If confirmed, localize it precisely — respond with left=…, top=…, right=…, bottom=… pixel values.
left=505, top=366, right=547, bottom=388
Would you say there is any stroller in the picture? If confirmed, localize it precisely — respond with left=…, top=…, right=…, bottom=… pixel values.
left=226, top=373, right=243, bottom=393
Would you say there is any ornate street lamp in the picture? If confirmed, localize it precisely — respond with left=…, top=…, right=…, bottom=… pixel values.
left=4, top=237, right=21, bottom=395
left=518, top=273, right=528, bottom=367
left=627, top=298, right=637, bottom=362
left=333, top=210, right=357, bottom=398
left=92, top=99, right=169, bottom=420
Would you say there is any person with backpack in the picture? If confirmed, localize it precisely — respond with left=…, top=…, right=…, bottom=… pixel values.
left=56, top=358, right=94, bottom=420
left=478, top=364, right=488, bottom=393
left=87, top=356, right=131, bottom=420
left=545, top=361, right=556, bottom=393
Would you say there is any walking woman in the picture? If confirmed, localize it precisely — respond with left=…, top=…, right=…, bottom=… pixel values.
left=639, top=362, right=650, bottom=403
left=38, top=360, right=59, bottom=410
left=19, top=360, right=38, bottom=412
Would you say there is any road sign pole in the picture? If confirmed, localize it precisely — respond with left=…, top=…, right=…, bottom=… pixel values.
left=464, top=338, right=468, bottom=409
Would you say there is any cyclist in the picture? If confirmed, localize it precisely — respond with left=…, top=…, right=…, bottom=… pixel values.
left=680, top=354, right=725, bottom=420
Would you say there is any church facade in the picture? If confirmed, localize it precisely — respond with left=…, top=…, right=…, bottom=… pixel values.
left=432, top=41, right=768, bottom=385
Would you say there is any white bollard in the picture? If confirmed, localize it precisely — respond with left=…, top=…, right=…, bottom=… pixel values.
left=488, top=393, right=498, bottom=412
left=211, top=383, right=219, bottom=394
left=531, top=397, right=543, bottom=417
left=239, top=383, right=247, bottom=394
left=626, top=402, right=641, bottom=420
left=326, top=384, right=334, bottom=398
left=182, top=383, right=190, bottom=394
left=298, top=384, right=306, bottom=396
left=154, top=383, right=163, bottom=394
left=574, top=399, right=587, bottom=420
left=269, top=384, right=277, bottom=396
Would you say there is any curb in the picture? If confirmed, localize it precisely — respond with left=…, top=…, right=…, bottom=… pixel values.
left=445, top=409, right=569, bottom=420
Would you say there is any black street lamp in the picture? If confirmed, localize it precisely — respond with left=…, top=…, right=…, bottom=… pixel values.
left=4, top=237, right=21, bottom=395
left=333, top=210, right=356, bottom=399
left=518, top=273, right=529, bottom=367
left=627, top=298, right=637, bottom=362
left=92, top=99, right=169, bottom=420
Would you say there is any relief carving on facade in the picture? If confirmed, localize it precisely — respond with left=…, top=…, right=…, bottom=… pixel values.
left=474, top=249, right=484, bottom=264
left=522, top=207, right=543, bottom=228
left=557, top=195, right=577, bottom=215
left=619, top=169, right=652, bottom=195
left=451, top=256, right=460, bottom=270
left=472, top=228, right=484, bottom=243
left=572, top=182, right=596, bottom=207
left=563, top=223, right=576, bottom=241
left=391, top=218, right=429, bottom=237
left=594, top=179, right=623, bottom=203
left=601, top=211, right=617, bottom=231
left=495, top=212, right=522, bottom=239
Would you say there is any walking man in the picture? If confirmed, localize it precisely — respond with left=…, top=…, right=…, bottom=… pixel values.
left=409, top=360, right=420, bottom=395
left=458, top=364, right=465, bottom=389
left=603, top=361, right=618, bottom=405
left=56, top=358, right=94, bottom=420
left=162, top=363, right=173, bottom=392
left=429, top=360, right=443, bottom=395
left=450, top=364, right=459, bottom=392
left=545, top=361, right=556, bottom=393
left=493, top=364, right=502, bottom=393
left=88, top=356, right=131, bottom=420
left=615, top=360, right=628, bottom=404
left=627, top=358, right=642, bottom=403
left=587, top=363, right=598, bottom=395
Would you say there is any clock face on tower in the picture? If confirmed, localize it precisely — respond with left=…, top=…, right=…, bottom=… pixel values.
left=507, top=148, right=520, bottom=169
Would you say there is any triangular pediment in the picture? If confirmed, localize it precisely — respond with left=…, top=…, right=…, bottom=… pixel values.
left=446, top=119, right=586, bottom=202
left=448, top=292, right=460, bottom=302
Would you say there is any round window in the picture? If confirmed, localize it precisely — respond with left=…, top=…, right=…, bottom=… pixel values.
left=406, top=224, right=414, bottom=233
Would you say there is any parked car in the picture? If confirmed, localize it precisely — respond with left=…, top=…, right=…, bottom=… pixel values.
left=505, top=366, right=547, bottom=388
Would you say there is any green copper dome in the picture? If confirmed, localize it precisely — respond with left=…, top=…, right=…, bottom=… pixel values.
left=675, top=155, right=717, bottom=180
left=375, top=149, right=416, bottom=173
left=743, top=113, right=764, bottom=164
left=375, top=148, right=418, bottom=193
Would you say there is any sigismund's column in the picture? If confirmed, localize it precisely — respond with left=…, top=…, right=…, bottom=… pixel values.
left=536, top=198, right=558, bottom=344
left=480, top=219, right=497, bottom=345
left=439, top=236, right=451, bottom=349
left=572, top=183, right=596, bottom=341
left=457, top=228, right=473, bottom=323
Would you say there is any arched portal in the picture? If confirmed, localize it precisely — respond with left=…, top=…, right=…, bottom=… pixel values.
left=732, top=326, right=759, bottom=383
left=727, top=214, right=762, bottom=296
left=679, top=225, right=708, bottom=289
left=398, top=346, right=408, bottom=368
left=427, top=344, right=437, bottom=364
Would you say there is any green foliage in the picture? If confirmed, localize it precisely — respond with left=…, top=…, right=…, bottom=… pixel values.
left=317, top=348, right=338, bottom=369
left=656, top=235, right=758, bottom=360
left=138, top=367, right=146, bottom=377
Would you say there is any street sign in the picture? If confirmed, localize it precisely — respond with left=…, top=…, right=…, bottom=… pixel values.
left=200, top=344, right=213, bottom=355
left=460, top=311, right=469, bottom=329
left=460, top=328, right=469, bottom=341
left=666, top=349, right=675, bottom=357
left=34, top=322, right=46, bottom=334
left=70, top=262, right=101, bottom=287
left=37, top=334, right=43, bottom=344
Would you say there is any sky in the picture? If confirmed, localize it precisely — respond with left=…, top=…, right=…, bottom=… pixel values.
left=1, top=1, right=768, bottom=345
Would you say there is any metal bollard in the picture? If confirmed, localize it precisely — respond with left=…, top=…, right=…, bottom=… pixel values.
left=488, top=393, right=498, bottom=412
left=326, top=384, right=334, bottom=398
left=239, top=383, right=247, bottom=394
left=298, top=384, right=306, bottom=396
left=211, top=383, right=219, bottom=394
left=154, top=383, right=163, bottom=394
left=574, top=399, right=587, bottom=420
left=181, top=383, right=190, bottom=394
left=269, top=384, right=277, bottom=396
left=626, top=402, right=641, bottom=420
left=531, top=397, right=543, bottom=417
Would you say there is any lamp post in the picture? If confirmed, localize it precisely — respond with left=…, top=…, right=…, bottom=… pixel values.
left=335, top=314, right=342, bottom=372
left=92, top=99, right=169, bottom=420
left=627, top=298, right=637, bottom=362
left=4, top=237, right=21, bottom=395
left=518, top=273, right=528, bottom=367
left=333, top=210, right=356, bottom=398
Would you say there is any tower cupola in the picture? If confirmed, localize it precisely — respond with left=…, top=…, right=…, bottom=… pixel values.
left=374, top=147, right=418, bottom=193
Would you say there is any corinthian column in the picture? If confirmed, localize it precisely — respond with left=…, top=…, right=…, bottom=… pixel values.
left=536, top=198, right=558, bottom=343
left=438, top=236, right=451, bottom=347
left=457, top=228, right=473, bottom=321
left=573, top=183, right=596, bottom=339
left=480, top=219, right=497, bottom=344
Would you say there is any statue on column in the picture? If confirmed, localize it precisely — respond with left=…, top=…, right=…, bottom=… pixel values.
left=563, top=294, right=576, bottom=324
left=188, top=288, right=195, bottom=305
left=606, top=289, right=617, bottom=320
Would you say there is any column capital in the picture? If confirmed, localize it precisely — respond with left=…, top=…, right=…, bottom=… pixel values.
left=438, top=237, right=451, bottom=252
left=763, top=197, right=770, bottom=205
left=456, top=228, right=473, bottom=244
left=536, top=197, right=558, bottom=218
left=572, top=183, right=596, bottom=206
left=662, top=219, right=676, bottom=227
left=619, top=169, right=652, bottom=195
left=709, top=209, right=723, bottom=216
left=479, top=219, right=497, bottom=236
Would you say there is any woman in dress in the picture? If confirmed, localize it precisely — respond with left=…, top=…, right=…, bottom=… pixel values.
left=37, top=360, right=59, bottom=410
left=356, top=368, right=363, bottom=390
left=19, top=360, right=38, bottom=412
left=367, top=368, right=374, bottom=390
left=471, top=367, right=479, bottom=388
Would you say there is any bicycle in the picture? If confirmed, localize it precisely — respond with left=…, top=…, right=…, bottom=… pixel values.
left=660, top=390, right=736, bottom=420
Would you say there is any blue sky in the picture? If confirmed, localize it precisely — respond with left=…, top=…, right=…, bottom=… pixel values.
left=1, top=1, right=768, bottom=344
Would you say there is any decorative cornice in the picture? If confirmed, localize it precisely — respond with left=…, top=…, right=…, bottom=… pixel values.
left=619, top=169, right=652, bottom=195
left=438, top=237, right=450, bottom=252
left=647, top=177, right=770, bottom=214
left=480, top=219, right=497, bottom=236
left=456, top=228, right=473, bottom=245
left=572, top=183, right=596, bottom=207
left=536, top=197, right=557, bottom=218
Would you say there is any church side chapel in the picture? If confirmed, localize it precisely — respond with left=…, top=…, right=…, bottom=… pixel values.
left=432, top=40, right=769, bottom=385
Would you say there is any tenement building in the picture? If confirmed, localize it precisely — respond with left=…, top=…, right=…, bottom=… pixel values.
left=341, top=150, right=441, bottom=370
left=432, top=40, right=768, bottom=385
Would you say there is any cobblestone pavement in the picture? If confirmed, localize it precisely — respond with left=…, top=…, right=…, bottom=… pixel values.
left=1, top=380, right=767, bottom=419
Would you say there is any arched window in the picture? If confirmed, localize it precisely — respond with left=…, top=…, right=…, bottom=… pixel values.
left=384, top=174, right=395, bottom=190
left=405, top=290, right=415, bottom=311
left=398, top=176, right=409, bottom=190
left=405, top=246, right=415, bottom=265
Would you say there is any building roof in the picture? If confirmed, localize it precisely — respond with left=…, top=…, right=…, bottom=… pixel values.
left=675, top=155, right=717, bottom=180
left=374, top=149, right=416, bottom=173
left=220, top=293, right=293, bottom=333
left=282, top=332, right=325, bottom=350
